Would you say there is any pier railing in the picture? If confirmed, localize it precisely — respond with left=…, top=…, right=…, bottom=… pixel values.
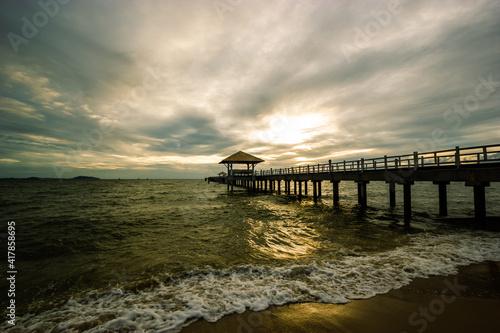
left=256, top=144, right=500, bottom=176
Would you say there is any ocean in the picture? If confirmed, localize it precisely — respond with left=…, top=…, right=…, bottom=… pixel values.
left=1, top=179, right=499, bottom=332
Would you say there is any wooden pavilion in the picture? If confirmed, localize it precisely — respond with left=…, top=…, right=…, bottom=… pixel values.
left=219, top=151, right=264, bottom=190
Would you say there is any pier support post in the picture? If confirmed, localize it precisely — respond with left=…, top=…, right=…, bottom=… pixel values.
left=389, top=182, right=396, bottom=207
left=357, top=181, right=369, bottom=207
left=313, top=181, right=318, bottom=203
left=332, top=180, right=340, bottom=207
left=265, top=180, right=268, bottom=192
left=433, top=181, right=449, bottom=216
left=403, top=182, right=413, bottom=225
left=294, top=181, right=297, bottom=195
left=304, top=181, right=308, bottom=195
left=298, top=181, right=302, bottom=198
left=278, top=180, right=281, bottom=194
left=474, top=185, right=486, bottom=220
left=318, top=181, right=322, bottom=198
left=466, top=181, right=490, bottom=220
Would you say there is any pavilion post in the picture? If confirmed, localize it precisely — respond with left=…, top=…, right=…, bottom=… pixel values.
left=251, top=164, right=256, bottom=192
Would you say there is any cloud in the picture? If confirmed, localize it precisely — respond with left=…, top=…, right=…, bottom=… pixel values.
left=0, top=96, right=42, bottom=120
left=0, top=158, right=20, bottom=163
left=0, top=0, right=499, bottom=178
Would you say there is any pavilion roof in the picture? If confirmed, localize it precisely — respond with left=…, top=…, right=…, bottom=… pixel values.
left=219, top=151, right=265, bottom=164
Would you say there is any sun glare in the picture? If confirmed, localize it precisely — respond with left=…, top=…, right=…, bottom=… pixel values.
left=254, top=113, right=327, bottom=145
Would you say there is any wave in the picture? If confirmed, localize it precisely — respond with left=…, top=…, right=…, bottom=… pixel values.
left=6, top=231, right=500, bottom=332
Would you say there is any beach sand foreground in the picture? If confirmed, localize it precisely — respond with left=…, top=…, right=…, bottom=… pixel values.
left=182, top=261, right=500, bottom=333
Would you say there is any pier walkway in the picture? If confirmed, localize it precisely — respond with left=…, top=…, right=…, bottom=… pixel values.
left=207, top=144, right=500, bottom=223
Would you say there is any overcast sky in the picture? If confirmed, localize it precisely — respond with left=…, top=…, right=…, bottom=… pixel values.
left=1, top=0, right=499, bottom=179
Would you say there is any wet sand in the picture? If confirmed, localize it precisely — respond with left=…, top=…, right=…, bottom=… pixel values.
left=182, top=261, right=500, bottom=333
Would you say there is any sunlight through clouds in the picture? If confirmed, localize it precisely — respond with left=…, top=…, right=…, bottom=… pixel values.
left=252, top=113, right=331, bottom=145
left=0, top=0, right=499, bottom=178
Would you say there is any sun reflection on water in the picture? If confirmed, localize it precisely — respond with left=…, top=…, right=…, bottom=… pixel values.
left=246, top=215, right=321, bottom=259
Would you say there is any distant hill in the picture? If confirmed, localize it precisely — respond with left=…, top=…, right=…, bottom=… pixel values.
left=0, top=176, right=100, bottom=180
left=72, top=176, right=100, bottom=180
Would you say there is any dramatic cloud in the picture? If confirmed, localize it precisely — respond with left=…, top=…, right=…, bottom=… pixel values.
left=1, top=0, right=499, bottom=178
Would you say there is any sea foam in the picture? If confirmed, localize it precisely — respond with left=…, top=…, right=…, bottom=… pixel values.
left=8, top=231, right=500, bottom=332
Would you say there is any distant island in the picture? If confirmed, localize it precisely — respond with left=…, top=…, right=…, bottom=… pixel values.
left=71, top=176, right=100, bottom=180
left=0, top=176, right=100, bottom=180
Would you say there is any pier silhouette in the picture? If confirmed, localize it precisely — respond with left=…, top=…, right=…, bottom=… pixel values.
left=207, top=144, right=500, bottom=224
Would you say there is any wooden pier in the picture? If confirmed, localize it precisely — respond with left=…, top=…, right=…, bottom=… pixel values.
left=207, top=144, right=500, bottom=224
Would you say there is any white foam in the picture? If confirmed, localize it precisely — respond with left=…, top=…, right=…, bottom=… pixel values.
left=7, top=231, right=500, bottom=332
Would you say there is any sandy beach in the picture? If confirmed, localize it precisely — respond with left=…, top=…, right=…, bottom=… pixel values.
left=182, top=261, right=500, bottom=333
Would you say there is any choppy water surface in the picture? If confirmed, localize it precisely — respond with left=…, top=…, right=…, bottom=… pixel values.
left=1, top=179, right=499, bottom=332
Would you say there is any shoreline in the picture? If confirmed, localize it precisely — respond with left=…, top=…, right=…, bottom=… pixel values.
left=182, top=260, right=500, bottom=333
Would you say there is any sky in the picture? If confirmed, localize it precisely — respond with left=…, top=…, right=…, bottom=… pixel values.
left=1, top=0, right=499, bottom=179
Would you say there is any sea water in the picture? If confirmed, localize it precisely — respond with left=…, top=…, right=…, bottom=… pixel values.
left=1, top=179, right=499, bottom=332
